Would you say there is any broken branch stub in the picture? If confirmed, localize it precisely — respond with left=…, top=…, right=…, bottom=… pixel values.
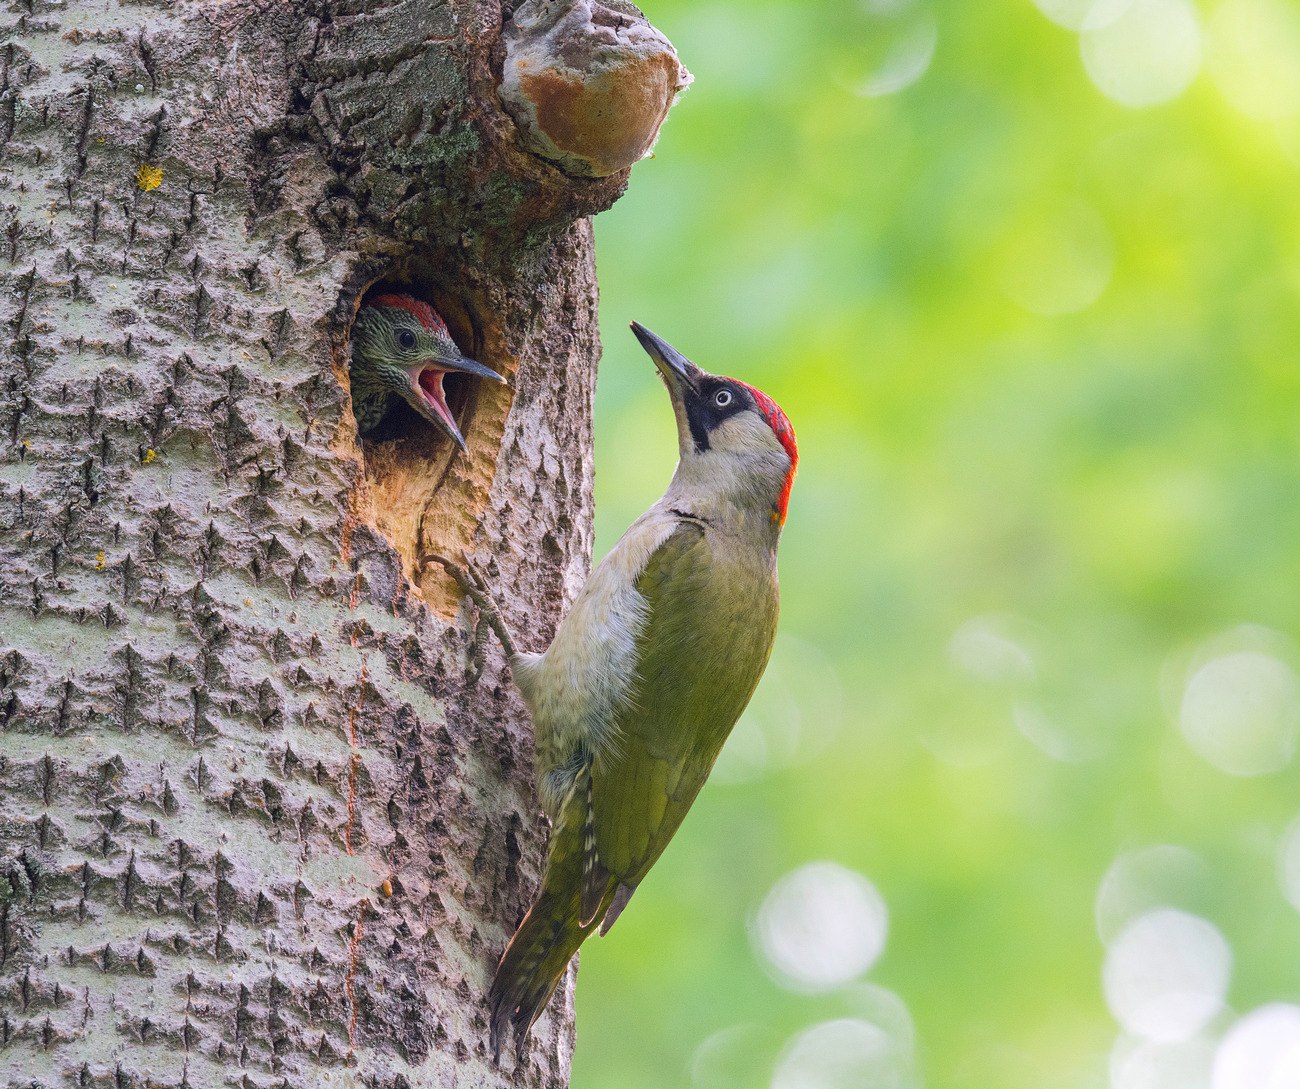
left=500, top=0, right=693, bottom=178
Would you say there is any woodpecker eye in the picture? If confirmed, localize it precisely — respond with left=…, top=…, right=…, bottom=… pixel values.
left=397, top=329, right=417, bottom=350
left=713, top=389, right=733, bottom=408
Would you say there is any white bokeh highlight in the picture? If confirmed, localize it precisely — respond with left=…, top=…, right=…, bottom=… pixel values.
left=1278, top=815, right=1300, bottom=914
left=999, top=202, right=1115, bottom=316
left=1102, top=909, right=1231, bottom=1042
left=844, top=983, right=917, bottom=1059
left=1013, top=700, right=1086, bottom=762
left=859, top=15, right=938, bottom=97
left=1034, top=0, right=1133, bottom=31
left=1095, top=844, right=1212, bottom=945
left=1081, top=0, right=1202, bottom=108
left=714, top=635, right=844, bottom=785
left=772, top=1018, right=912, bottom=1089
left=1208, top=0, right=1300, bottom=121
left=691, top=1023, right=773, bottom=1089
left=949, top=614, right=1035, bottom=683
left=1179, top=650, right=1299, bottom=776
left=1213, top=1005, right=1300, bottom=1089
left=1111, top=1035, right=1215, bottom=1089
left=754, top=862, right=889, bottom=992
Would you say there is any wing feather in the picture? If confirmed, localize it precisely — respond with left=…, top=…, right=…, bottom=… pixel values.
left=592, top=520, right=778, bottom=887
left=578, top=760, right=608, bottom=927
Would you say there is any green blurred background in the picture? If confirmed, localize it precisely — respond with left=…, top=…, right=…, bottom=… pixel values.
left=572, top=1, right=1300, bottom=1087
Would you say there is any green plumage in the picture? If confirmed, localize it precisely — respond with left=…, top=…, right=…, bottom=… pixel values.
left=488, top=517, right=780, bottom=1058
left=468, top=322, right=796, bottom=1064
left=596, top=523, right=777, bottom=885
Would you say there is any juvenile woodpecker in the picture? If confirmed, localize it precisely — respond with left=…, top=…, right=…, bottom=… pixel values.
left=349, top=294, right=505, bottom=448
left=432, top=323, right=797, bottom=1062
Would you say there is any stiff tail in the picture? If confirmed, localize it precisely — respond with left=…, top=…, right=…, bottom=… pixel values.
left=487, top=878, right=593, bottom=1062
left=488, top=765, right=613, bottom=1063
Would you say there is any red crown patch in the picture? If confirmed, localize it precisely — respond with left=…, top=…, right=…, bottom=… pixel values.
left=737, top=381, right=798, bottom=525
left=369, top=294, right=449, bottom=335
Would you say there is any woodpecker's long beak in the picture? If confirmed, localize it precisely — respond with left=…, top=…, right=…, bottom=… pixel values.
left=435, top=350, right=508, bottom=386
left=405, top=352, right=506, bottom=452
left=630, top=322, right=703, bottom=398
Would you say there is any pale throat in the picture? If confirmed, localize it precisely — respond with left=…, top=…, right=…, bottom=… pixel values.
left=664, top=458, right=787, bottom=542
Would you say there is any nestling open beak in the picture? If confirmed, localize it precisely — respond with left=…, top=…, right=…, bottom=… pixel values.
left=405, top=351, right=506, bottom=451
left=630, top=322, right=703, bottom=401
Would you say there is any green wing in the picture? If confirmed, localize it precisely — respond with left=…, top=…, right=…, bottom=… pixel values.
left=592, top=521, right=779, bottom=888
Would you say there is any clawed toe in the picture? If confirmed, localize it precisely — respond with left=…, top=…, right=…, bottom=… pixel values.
left=422, top=551, right=518, bottom=662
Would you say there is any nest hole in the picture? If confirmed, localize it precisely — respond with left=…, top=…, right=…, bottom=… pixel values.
left=351, top=277, right=486, bottom=455
left=344, top=271, right=511, bottom=598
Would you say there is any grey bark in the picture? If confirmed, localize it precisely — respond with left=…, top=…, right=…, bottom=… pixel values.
left=0, top=0, right=664, bottom=1086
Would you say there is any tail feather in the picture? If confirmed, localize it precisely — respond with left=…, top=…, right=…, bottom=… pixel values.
left=487, top=885, right=592, bottom=1062
left=598, top=882, right=636, bottom=937
left=488, top=768, right=614, bottom=1063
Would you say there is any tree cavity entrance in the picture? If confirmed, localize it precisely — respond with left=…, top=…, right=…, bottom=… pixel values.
left=351, top=281, right=485, bottom=452
left=346, top=278, right=511, bottom=609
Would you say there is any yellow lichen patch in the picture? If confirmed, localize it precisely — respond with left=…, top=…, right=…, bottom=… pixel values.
left=136, top=163, right=163, bottom=191
left=142, top=448, right=157, bottom=464
left=94, top=552, right=107, bottom=571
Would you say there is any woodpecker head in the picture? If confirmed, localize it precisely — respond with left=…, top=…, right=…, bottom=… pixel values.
left=350, top=294, right=505, bottom=449
left=631, top=322, right=798, bottom=526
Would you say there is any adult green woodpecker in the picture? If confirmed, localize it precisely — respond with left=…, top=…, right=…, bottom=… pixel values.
left=349, top=294, right=505, bottom=448
left=433, top=323, right=798, bottom=1062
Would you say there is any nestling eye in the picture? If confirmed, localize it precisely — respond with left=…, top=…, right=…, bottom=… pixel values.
left=713, top=389, right=733, bottom=408
left=397, top=329, right=417, bottom=350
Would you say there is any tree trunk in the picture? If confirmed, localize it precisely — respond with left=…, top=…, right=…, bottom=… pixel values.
left=0, top=1, right=683, bottom=1086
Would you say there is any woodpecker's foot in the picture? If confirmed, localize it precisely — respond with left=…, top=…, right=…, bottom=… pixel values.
left=467, top=611, right=491, bottom=686
left=423, top=553, right=519, bottom=666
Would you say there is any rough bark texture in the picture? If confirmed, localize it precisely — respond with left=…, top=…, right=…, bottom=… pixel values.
left=0, top=0, right=668, bottom=1086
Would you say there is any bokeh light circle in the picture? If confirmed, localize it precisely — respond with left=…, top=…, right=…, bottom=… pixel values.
left=772, top=1018, right=910, bottom=1089
left=1095, top=844, right=1213, bottom=945
left=1111, top=1035, right=1215, bottom=1089
left=1080, top=0, right=1202, bottom=107
left=1102, top=909, right=1231, bottom=1041
left=754, top=862, right=888, bottom=992
left=1213, top=1005, right=1300, bottom=1089
left=949, top=614, right=1035, bottom=683
left=1034, top=0, right=1134, bottom=31
left=998, top=202, right=1115, bottom=316
left=691, top=1023, right=775, bottom=1089
left=858, top=16, right=938, bottom=97
left=1179, top=651, right=1299, bottom=776
left=1277, top=815, right=1300, bottom=914
left=844, top=983, right=917, bottom=1058
left=715, top=635, right=845, bottom=785
left=1207, top=0, right=1300, bottom=121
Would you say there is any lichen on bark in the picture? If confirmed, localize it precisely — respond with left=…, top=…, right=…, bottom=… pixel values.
left=0, top=0, right=674, bottom=1085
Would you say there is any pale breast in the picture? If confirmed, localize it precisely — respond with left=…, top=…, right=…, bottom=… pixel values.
left=514, top=511, right=681, bottom=817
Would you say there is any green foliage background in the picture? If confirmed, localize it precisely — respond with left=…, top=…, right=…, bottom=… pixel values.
left=570, top=1, right=1300, bottom=1086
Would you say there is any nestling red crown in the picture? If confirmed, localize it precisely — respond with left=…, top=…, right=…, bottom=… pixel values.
left=369, top=293, right=449, bottom=336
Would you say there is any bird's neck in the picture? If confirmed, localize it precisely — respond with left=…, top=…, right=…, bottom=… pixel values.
left=662, top=471, right=783, bottom=550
